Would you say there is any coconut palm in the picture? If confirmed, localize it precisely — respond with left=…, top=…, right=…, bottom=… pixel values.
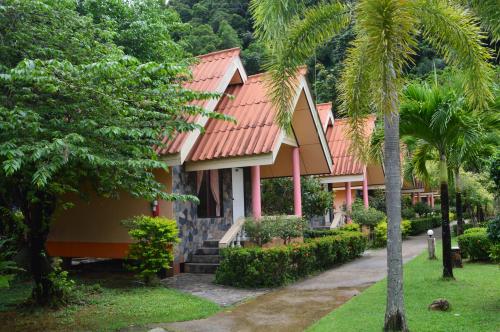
left=251, top=0, right=493, bottom=330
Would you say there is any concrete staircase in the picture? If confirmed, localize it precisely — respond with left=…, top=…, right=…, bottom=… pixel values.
left=184, top=240, right=220, bottom=274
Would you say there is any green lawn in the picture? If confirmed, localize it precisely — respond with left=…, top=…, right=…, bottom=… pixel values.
left=0, top=269, right=220, bottom=332
left=308, top=244, right=500, bottom=332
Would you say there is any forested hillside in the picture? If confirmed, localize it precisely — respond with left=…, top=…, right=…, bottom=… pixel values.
left=169, top=0, right=496, bottom=112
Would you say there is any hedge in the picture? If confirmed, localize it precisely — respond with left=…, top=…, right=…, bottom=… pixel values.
left=408, top=216, right=441, bottom=235
left=215, top=231, right=367, bottom=288
left=452, top=223, right=477, bottom=236
left=457, top=228, right=492, bottom=261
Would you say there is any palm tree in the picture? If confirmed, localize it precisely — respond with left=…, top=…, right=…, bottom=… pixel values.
left=251, top=0, right=493, bottom=330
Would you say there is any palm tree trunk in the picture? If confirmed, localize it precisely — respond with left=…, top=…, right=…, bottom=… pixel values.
left=454, top=169, right=464, bottom=235
left=440, top=154, right=453, bottom=279
left=383, top=111, right=408, bottom=332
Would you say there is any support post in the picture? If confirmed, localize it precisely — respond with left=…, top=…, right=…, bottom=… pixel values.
left=251, top=165, right=261, bottom=219
left=411, top=193, right=416, bottom=206
left=345, top=182, right=352, bottom=211
left=292, top=147, right=302, bottom=217
left=430, top=193, right=435, bottom=208
left=417, top=192, right=421, bottom=203
left=362, top=168, right=369, bottom=209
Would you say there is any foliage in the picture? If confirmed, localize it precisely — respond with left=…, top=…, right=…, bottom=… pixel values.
left=407, top=216, right=441, bottom=236
left=308, top=244, right=500, bottom=332
left=452, top=223, right=477, bottom=236
left=413, top=202, right=431, bottom=217
left=486, top=215, right=500, bottom=243
left=216, top=232, right=367, bottom=288
left=489, top=243, right=500, bottom=263
left=304, top=223, right=361, bottom=239
left=244, top=216, right=307, bottom=245
left=351, top=204, right=386, bottom=227
left=123, top=216, right=179, bottom=285
left=0, top=237, right=23, bottom=289
left=368, top=189, right=386, bottom=213
left=261, top=176, right=332, bottom=220
left=457, top=228, right=492, bottom=261
left=42, top=258, right=76, bottom=307
left=401, top=207, right=416, bottom=220
left=373, top=220, right=411, bottom=248
left=0, top=0, right=221, bottom=304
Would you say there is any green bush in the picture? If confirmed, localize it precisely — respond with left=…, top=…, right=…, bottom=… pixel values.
left=245, top=216, right=307, bottom=245
left=457, top=228, right=492, bottom=261
left=402, top=207, right=416, bottom=219
left=408, top=216, right=441, bottom=235
left=372, top=219, right=411, bottom=248
left=351, top=206, right=386, bottom=226
left=401, top=220, right=411, bottom=239
left=488, top=243, right=500, bottom=263
left=215, top=232, right=367, bottom=288
left=414, top=202, right=431, bottom=217
left=341, top=223, right=361, bottom=232
left=486, top=216, right=500, bottom=242
left=123, top=216, right=179, bottom=285
left=0, top=237, right=23, bottom=289
left=452, top=223, right=476, bottom=236
left=373, top=222, right=387, bottom=248
left=304, top=229, right=341, bottom=239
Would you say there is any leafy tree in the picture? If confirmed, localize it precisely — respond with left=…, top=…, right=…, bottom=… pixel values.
left=0, top=0, right=222, bottom=305
left=218, top=20, right=242, bottom=49
left=252, top=1, right=492, bottom=330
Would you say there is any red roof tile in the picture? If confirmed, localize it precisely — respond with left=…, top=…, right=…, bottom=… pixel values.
left=160, top=48, right=241, bottom=155
left=317, top=102, right=333, bottom=129
left=188, top=73, right=282, bottom=161
left=325, top=116, right=376, bottom=176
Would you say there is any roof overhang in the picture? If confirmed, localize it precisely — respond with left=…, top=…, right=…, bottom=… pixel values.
left=320, top=174, right=364, bottom=184
left=162, top=55, right=247, bottom=166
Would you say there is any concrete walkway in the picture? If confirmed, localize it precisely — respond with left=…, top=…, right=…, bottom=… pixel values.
left=158, top=229, right=440, bottom=332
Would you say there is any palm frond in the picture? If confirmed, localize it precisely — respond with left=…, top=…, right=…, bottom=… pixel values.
left=256, top=2, right=350, bottom=129
left=412, top=0, right=494, bottom=109
left=467, top=0, right=500, bottom=42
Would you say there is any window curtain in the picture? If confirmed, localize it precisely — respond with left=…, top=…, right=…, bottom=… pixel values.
left=196, top=171, right=204, bottom=194
left=210, top=170, right=221, bottom=216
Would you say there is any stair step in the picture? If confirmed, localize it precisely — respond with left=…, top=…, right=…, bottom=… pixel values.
left=196, top=247, right=219, bottom=255
left=191, top=254, right=220, bottom=263
left=203, top=240, right=220, bottom=248
left=184, top=263, right=219, bottom=274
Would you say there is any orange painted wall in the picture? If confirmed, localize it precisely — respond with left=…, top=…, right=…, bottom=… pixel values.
left=47, top=169, right=173, bottom=258
left=332, top=189, right=357, bottom=211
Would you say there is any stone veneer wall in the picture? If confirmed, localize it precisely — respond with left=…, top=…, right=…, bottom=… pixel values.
left=172, top=166, right=233, bottom=262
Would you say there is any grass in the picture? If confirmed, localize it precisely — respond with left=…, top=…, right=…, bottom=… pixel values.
left=0, top=264, right=220, bottom=332
left=307, top=243, right=500, bottom=332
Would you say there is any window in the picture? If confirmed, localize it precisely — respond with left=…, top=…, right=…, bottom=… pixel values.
left=197, top=170, right=223, bottom=218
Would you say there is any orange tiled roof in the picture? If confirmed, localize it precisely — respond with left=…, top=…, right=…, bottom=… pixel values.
left=317, top=102, right=333, bottom=128
left=187, top=73, right=282, bottom=161
left=160, top=48, right=241, bottom=155
left=325, top=115, right=376, bottom=176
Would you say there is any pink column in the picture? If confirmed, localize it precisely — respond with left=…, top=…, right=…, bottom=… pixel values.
left=411, top=193, right=416, bottom=205
left=345, top=182, right=352, bottom=211
left=430, top=193, right=435, bottom=208
left=292, top=147, right=302, bottom=217
left=251, top=165, right=261, bottom=219
left=417, top=192, right=421, bottom=203
left=362, top=168, right=369, bottom=209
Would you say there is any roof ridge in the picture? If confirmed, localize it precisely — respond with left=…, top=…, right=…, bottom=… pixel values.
left=197, top=47, right=241, bottom=59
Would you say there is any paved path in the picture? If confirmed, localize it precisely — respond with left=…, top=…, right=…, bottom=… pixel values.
left=154, top=229, right=441, bottom=332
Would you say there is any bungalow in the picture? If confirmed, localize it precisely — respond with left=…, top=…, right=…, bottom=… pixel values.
left=315, top=103, right=384, bottom=227
left=46, top=48, right=333, bottom=273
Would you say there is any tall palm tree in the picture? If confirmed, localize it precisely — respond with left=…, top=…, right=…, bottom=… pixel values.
left=251, top=0, right=493, bottom=330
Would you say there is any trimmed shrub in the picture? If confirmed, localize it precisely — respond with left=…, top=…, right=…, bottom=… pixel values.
left=414, top=202, right=432, bottom=217
left=373, top=222, right=387, bottom=248
left=123, top=216, right=179, bottom=285
left=304, top=229, right=341, bottom=239
left=351, top=206, right=386, bottom=226
left=245, top=216, right=307, bottom=245
left=401, top=220, right=411, bottom=239
left=452, top=223, right=476, bottom=236
left=402, top=207, right=416, bottom=219
left=215, top=232, right=367, bottom=288
left=489, top=243, right=500, bottom=263
left=341, top=223, right=361, bottom=232
left=408, top=216, right=441, bottom=235
left=457, top=228, right=491, bottom=261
